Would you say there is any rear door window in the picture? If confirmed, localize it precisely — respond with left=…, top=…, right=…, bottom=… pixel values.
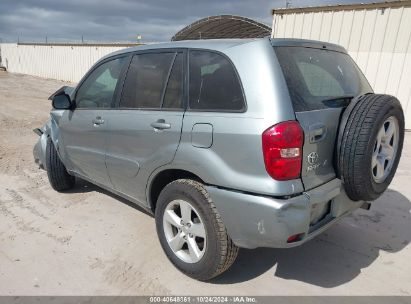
left=274, top=46, right=372, bottom=112
left=163, top=53, right=184, bottom=109
left=189, top=50, right=245, bottom=112
left=120, top=52, right=175, bottom=109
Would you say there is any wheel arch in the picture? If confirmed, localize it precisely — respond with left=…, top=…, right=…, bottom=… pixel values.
left=147, top=168, right=205, bottom=212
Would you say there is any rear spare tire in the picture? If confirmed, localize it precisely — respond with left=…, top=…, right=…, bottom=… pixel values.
left=337, top=94, right=404, bottom=201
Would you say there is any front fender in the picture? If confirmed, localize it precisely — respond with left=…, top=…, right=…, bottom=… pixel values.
left=49, top=115, right=61, bottom=148
left=33, top=119, right=51, bottom=170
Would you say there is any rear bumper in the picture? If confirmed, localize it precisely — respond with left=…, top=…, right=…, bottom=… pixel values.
left=206, top=178, right=363, bottom=249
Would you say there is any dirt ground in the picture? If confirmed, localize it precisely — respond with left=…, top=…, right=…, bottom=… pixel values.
left=0, top=70, right=411, bottom=296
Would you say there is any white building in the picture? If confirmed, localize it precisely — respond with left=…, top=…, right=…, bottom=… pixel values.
left=0, top=43, right=138, bottom=83
left=272, top=0, right=411, bottom=128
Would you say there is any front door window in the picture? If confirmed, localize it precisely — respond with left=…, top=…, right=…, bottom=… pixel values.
left=75, top=57, right=126, bottom=109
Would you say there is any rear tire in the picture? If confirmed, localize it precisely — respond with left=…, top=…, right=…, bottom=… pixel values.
left=155, top=179, right=238, bottom=280
left=337, top=94, right=404, bottom=201
left=45, top=138, right=75, bottom=191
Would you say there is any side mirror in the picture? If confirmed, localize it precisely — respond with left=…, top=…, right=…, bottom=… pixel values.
left=52, top=93, right=72, bottom=110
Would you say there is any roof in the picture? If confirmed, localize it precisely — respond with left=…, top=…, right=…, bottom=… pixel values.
left=101, top=37, right=348, bottom=63
left=16, top=42, right=144, bottom=47
left=171, top=15, right=271, bottom=41
left=101, top=38, right=262, bottom=60
left=272, top=0, right=411, bottom=15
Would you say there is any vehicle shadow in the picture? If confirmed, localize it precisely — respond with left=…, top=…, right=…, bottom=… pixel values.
left=211, top=189, right=411, bottom=287
left=66, top=177, right=153, bottom=217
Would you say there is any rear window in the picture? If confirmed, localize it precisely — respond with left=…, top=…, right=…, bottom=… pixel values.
left=189, top=50, right=245, bottom=112
left=274, top=46, right=372, bottom=112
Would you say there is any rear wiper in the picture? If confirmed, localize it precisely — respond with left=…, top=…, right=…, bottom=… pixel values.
left=322, top=95, right=354, bottom=102
left=321, top=95, right=354, bottom=108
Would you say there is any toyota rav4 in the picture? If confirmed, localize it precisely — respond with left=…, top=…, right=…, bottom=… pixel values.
left=33, top=38, right=404, bottom=280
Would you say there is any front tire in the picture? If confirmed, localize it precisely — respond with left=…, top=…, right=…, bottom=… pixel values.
left=155, top=179, right=238, bottom=280
left=45, top=138, right=75, bottom=191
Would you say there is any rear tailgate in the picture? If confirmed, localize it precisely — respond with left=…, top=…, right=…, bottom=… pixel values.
left=273, top=43, right=372, bottom=191
left=295, top=108, right=342, bottom=190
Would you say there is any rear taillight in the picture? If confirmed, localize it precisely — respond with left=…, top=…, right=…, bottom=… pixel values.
left=262, top=121, right=304, bottom=181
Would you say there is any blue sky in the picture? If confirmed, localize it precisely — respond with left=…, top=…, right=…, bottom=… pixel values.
left=0, top=0, right=380, bottom=43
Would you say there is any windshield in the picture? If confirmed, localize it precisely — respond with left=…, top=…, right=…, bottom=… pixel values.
left=274, top=46, right=372, bottom=112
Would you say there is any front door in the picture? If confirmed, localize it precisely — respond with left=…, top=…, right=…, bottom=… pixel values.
left=57, top=56, right=127, bottom=187
left=106, top=50, right=185, bottom=203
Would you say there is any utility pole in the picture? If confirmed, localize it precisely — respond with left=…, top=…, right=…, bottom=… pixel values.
left=82, top=35, right=84, bottom=44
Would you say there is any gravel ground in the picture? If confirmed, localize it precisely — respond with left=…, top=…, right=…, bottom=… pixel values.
left=0, top=70, right=410, bottom=295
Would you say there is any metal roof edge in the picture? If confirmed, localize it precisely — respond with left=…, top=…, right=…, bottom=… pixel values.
left=272, top=0, right=411, bottom=15
left=172, top=15, right=271, bottom=41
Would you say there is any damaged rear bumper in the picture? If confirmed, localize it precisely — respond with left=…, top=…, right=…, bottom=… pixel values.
left=206, top=178, right=363, bottom=249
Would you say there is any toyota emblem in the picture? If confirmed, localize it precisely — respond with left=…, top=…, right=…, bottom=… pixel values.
left=308, top=152, right=319, bottom=165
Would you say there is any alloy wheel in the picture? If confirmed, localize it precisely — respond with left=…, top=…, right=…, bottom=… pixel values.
left=371, top=116, right=399, bottom=183
left=163, top=199, right=207, bottom=263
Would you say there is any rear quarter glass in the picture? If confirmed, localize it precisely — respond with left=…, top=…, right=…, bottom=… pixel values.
left=274, top=46, right=372, bottom=112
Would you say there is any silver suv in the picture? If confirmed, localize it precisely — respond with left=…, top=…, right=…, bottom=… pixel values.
left=34, top=38, right=404, bottom=280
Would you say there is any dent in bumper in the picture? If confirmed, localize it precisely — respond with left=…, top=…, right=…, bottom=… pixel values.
left=33, top=133, right=47, bottom=170
left=206, top=179, right=363, bottom=249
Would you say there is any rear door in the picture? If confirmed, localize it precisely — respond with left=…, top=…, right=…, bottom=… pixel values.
left=105, top=50, right=186, bottom=203
left=274, top=45, right=372, bottom=190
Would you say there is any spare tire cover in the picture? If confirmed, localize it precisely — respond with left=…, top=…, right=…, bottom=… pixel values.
left=336, top=94, right=404, bottom=201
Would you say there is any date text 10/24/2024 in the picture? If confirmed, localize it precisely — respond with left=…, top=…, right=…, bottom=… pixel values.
left=149, top=296, right=258, bottom=303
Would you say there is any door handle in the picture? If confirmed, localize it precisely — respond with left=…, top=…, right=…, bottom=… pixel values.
left=151, top=119, right=171, bottom=130
left=92, top=117, right=105, bottom=126
left=309, top=124, right=327, bottom=143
